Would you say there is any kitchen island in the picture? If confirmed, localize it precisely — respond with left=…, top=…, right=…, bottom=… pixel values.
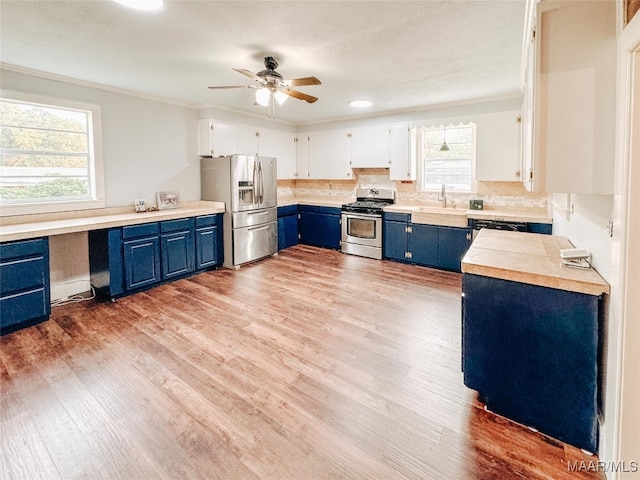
left=460, top=229, right=609, bottom=453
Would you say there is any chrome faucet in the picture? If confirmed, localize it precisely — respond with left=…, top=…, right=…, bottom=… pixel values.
left=439, top=183, right=447, bottom=208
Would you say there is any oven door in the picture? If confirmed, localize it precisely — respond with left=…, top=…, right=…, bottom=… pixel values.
left=341, top=212, right=382, bottom=248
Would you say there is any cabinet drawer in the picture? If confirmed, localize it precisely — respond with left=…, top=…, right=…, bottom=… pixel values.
left=277, top=205, right=298, bottom=216
left=383, top=212, right=410, bottom=223
left=0, top=256, right=46, bottom=296
left=0, top=238, right=46, bottom=261
left=161, top=218, right=192, bottom=233
left=297, top=205, right=340, bottom=215
left=0, top=288, right=49, bottom=330
left=122, top=222, right=159, bottom=239
left=195, top=214, right=220, bottom=228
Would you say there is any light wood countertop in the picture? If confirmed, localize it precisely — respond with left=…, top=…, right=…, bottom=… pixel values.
left=278, top=196, right=352, bottom=208
left=385, top=204, right=552, bottom=223
left=461, top=229, right=609, bottom=296
left=0, top=201, right=225, bottom=243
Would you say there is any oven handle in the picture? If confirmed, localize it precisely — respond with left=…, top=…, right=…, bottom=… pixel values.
left=341, top=212, right=382, bottom=219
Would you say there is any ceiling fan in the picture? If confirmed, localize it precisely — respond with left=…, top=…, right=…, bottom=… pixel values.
left=208, top=56, right=321, bottom=108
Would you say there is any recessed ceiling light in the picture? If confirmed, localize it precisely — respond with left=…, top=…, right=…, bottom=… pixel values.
left=114, top=0, right=163, bottom=11
left=350, top=100, right=373, bottom=108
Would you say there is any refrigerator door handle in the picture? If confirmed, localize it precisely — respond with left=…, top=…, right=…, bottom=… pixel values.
left=258, top=161, right=264, bottom=204
left=252, top=161, right=258, bottom=204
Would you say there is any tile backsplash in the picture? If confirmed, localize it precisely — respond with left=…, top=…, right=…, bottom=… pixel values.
left=278, top=169, right=547, bottom=209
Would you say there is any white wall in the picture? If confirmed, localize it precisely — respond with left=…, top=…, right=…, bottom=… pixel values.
left=1, top=68, right=200, bottom=207
left=552, top=194, right=614, bottom=282
left=1, top=68, right=200, bottom=298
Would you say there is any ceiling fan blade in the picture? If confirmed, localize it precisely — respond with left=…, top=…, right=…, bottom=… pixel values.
left=208, top=85, right=257, bottom=89
left=283, top=89, right=318, bottom=104
left=233, top=68, right=265, bottom=84
left=285, top=76, right=321, bottom=87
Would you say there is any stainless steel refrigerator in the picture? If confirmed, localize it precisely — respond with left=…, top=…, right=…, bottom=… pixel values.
left=201, top=154, right=278, bottom=268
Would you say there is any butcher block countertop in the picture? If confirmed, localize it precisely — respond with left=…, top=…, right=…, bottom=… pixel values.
left=277, top=196, right=351, bottom=208
left=462, top=229, right=609, bottom=296
left=384, top=204, right=552, bottom=224
left=0, top=201, right=225, bottom=243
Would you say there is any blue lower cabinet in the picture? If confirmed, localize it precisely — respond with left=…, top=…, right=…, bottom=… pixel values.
left=195, top=214, right=223, bottom=270
left=277, top=205, right=298, bottom=250
left=0, top=237, right=51, bottom=335
left=438, top=226, right=472, bottom=272
left=278, top=214, right=298, bottom=250
left=383, top=219, right=409, bottom=262
left=160, top=218, right=194, bottom=279
left=409, top=224, right=439, bottom=267
left=383, top=213, right=470, bottom=272
left=89, top=214, right=222, bottom=300
left=527, top=222, right=553, bottom=235
left=124, top=235, right=161, bottom=290
left=298, top=206, right=341, bottom=249
left=462, top=273, right=599, bottom=453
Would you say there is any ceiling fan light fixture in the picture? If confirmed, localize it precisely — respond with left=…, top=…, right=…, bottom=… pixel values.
left=350, top=100, right=373, bottom=108
left=255, top=88, right=271, bottom=107
left=274, top=90, right=288, bottom=106
left=113, top=0, right=163, bottom=10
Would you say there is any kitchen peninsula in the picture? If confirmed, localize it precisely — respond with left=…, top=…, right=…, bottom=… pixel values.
left=461, top=229, right=609, bottom=453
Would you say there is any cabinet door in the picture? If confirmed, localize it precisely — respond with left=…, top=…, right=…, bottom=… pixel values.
left=259, top=128, right=297, bottom=179
left=349, top=125, right=389, bottom=168
left=531, top=1, right=615, bottom=193
left=0, top=238, right=50, bottom=334
left=123, top=236, right=161, bottom=290
left=383, top=220, right=408, bottom=261
left=195, top=226, right=219, bottom=269
left=237, top=125, right=259, bottom=156
left=308, top=130, right=351, bottom=179
left=409, top=224, right=439, bottom=267
left=298, top=212, right=341, bottom=249
left=438, top=227, right=471, bottom=272
left=476, top=111, right=521, bottom=181
left=197, top=119, right=238, bottom=157
left=161, top=231, right=193, bottom=279
left=389, top=124, right=416, bottom=181
left=277, top=215, right=298, bottom=250
left=295, top=135, right=309, bottom=179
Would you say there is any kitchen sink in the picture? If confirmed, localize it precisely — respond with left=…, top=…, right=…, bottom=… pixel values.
left=411, top=207, right=468, bottom=227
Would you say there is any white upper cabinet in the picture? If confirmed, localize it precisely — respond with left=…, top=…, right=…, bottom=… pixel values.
left=197, top=119, right=237, bottom=157
left=389, top=124, right=416, bottom=181
left=475, top=111, right=521, bottom=182
left=307, top=129, right=351, bottom=179
left=237, top=125, right=259, bottom=156
left=524, top=0, right=616, bottom=194
left=259, top=128, right=296, bottom=179
left=349, top=125, right=391, bottom=168
left=295, top=135, right=309, bottom=179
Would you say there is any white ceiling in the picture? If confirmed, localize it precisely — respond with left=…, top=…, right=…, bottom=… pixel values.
left=0, top=0, right=526, bottom=124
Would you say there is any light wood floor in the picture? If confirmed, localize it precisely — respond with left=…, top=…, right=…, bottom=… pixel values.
left=1, top=245, right=603, bottom=479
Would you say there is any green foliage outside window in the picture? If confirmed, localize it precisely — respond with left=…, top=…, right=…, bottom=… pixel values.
left=0, top=100, right=92, bottom=202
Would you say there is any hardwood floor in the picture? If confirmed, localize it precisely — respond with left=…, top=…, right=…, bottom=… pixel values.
left=1, top=245, right=604, bottom=479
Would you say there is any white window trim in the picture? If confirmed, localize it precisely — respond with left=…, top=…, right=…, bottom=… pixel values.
left=0, top=90, right=106, bottom=217
left=418, top=122, right=477, bottom=194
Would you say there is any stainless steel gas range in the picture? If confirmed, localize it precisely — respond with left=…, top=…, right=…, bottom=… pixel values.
left=341, top=188, right=395, bottom=260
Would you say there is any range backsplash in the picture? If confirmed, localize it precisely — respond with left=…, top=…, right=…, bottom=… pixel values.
left=278, top=168, right=547, bottom=209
